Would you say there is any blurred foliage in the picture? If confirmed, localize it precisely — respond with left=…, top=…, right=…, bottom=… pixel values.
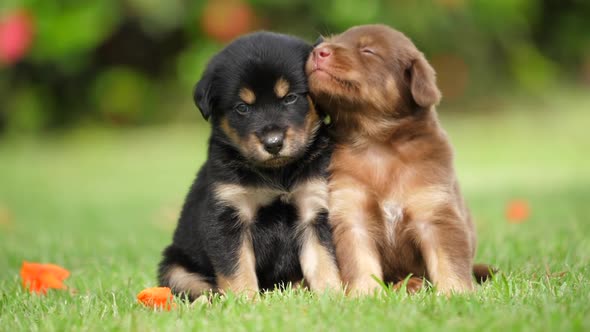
left=0, top=0, right=589, bottom=133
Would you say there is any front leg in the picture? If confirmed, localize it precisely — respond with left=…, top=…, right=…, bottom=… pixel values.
left=210, top=185, right=262, bottom=297
left=215, top=229, right=259, bottom=297
left=329, top=177, right=383, bottom=296
left=298, top=212, right=341, bottom=292
left=408, top=190, right=474, bottom=294
left=292, top=179, right=341, bottom=292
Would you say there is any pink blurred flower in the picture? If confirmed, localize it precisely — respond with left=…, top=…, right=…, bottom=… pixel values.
left=0, top=10, right=35, bottom=65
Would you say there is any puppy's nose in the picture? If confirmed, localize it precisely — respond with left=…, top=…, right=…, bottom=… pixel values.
left=261, top=131, right=284, bottom=155
left=314, top=47, right=332, bottom=60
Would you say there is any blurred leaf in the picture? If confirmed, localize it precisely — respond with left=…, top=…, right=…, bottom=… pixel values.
left=319, top=0, right=379, bottom=29
left=176, top=41, right=221, bottom=90
left=470, top=0, right=539, bottom=34
left=91, top=67, right=155, bottom=124
left=509, top=44, right=558, bottom=92
left=29, top=1, right=120, bottom=65
left=126, top=0, right=187, bottom=35
left=5, top=85, right=51, bottom=132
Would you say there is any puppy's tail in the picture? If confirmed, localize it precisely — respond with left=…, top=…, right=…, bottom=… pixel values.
left=473, top=263, right=497, bottom=284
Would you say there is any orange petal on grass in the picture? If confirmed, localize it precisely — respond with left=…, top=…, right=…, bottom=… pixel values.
left=20, top=261, right=70, bottom=294
left=506, top=199, right=530, bottom=223
left=137, top=287, right=176, bottom=310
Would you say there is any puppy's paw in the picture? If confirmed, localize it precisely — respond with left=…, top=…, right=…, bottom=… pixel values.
left=393, top=277, right=424, bottom=294
left=347, top=278, right=382, bottom=297
left=435, top=278, right=474, bottom=296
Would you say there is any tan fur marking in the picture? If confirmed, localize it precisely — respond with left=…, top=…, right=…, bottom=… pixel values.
left=214, top=184, right=281, bottom=223
left=165, top=265, right=214, bottom=298
left=299, top=229, right=341, bottom=292
left=239, top=87, right=256, bottom=104
left=274, top=77, right=290, bottom=98
left=216, top=233, right=259, bottom=297
left=290, top=178, right=329, bottom=224
left=289, top=178, right=341, bottom=292
left=220, top=117, right=241, bottom=147
left=278, top=97, right=320, bottom=159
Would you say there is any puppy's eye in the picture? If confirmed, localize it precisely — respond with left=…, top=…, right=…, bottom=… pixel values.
left=283, top=93, right=298, bottom=105
left=234, top=103, right=250, bottom=115
left=361, top=48, right=376, bottom=55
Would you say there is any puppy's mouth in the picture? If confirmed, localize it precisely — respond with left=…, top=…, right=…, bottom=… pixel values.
left=258, top=156, right=295, bottom=168
left=308, top=64, right=359, bottom=94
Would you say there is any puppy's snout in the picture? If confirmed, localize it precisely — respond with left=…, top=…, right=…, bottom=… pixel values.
left=313, top=47, right=332, bottom=62
left=261, top=131, right=285, bottom=155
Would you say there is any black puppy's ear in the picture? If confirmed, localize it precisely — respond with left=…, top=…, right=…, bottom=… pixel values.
left=193, top=69, right=214, bottom=121
left=409, top=54, right=441, bottom=108
left=313, top=36, right=325, bottom=47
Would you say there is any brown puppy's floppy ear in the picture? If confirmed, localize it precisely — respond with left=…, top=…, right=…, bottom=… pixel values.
left=409, top=54, right=441, bottom=108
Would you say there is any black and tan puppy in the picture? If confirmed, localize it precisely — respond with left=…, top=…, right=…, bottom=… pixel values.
left=306, top=25, right=492, bottom=295
left=158, top=32, right=340, bottom=300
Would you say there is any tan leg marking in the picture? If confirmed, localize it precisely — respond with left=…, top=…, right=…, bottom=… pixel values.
left=291, top=179, right=341, bottom=292
left=299, top=229, right=341, bottom=292
left=164, top=265, right=215, bottom=299
left=216, top=233, right=259, bottom=297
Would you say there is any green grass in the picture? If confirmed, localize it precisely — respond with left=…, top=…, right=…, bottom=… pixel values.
left=1, top=91, right=590, bottom=331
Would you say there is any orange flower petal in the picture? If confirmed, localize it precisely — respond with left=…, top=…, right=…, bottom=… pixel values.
left=41, top=264, right=70, bottom=281
left=20, top=261, right=70, bottom=294
left=137, top=287, right=176, bottom=310
left=39, top=272, right=66, bottom=289
left=506, top=199, right=530, bottom=223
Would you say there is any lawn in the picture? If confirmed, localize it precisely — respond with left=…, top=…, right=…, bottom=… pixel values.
left=1, top=91, right=589, bottom=331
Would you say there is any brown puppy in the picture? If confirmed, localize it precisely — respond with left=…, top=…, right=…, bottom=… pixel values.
left=306, top=24, right=488, bottom=295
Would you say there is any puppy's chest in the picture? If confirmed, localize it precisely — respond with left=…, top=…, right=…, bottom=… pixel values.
left=337, top=144, right=409, bottom=193
left=213, top=179, right=328, bottom=225
left=336, top=145, right=420, bottom=242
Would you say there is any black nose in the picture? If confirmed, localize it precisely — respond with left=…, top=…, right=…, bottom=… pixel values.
left=261, top=131, right=284, bottom=155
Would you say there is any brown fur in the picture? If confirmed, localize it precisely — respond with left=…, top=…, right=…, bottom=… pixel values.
left=239, top=87, right=256, bottom=104
left=274, top=77, right=290, bottom=98
left=306, top=24, right=490, bottom=295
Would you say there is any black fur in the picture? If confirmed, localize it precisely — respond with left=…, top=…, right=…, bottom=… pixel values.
left=158, top=32, right=336, bottom=299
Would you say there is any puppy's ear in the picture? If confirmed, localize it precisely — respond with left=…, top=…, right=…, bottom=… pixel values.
left=194, top=69, right=214, bottom=121
left=409, top=54, right=441, bottom=108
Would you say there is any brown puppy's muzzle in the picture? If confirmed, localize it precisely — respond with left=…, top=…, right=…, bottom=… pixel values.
left=307, top=43, right=335, bottom=77
left=309, top=45, right=332, bottom=72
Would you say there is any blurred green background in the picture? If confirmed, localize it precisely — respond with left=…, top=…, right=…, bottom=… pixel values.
left=0, top=0, right=589, bottom=133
